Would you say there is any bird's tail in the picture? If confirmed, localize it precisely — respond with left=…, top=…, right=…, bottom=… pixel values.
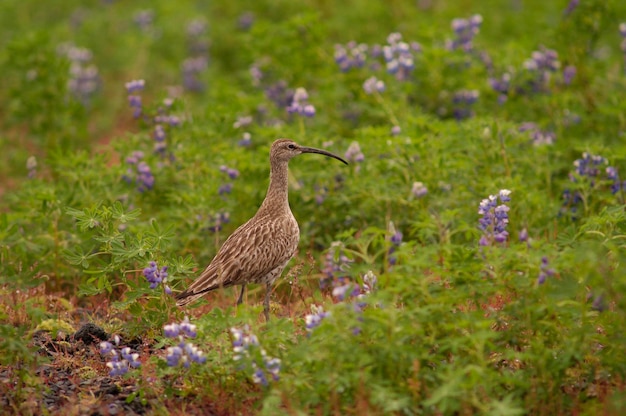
left=175, top=290, right=206, bottom=307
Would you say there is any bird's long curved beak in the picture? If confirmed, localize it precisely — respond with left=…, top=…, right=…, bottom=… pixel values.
left=300, top=146, right=349, bottom=165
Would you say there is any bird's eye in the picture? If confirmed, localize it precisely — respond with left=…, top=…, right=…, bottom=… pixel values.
left=287, top=144, right=296, bottom=150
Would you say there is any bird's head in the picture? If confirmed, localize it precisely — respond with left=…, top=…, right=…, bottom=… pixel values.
left=270, top=139, right=348, bottom=165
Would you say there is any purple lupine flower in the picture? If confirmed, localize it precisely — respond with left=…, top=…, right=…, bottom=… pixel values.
left=57, top=43, right=100, bottom=105
left=411, top=181, right=428, bottom=198
left=220, top=165, right=240, bottom=179
left=233, top=115, right=253, bottom=129
left=305, top=305, right=330, bottom=333
left=143, top=261, right=169, bottom=289
left=381, top=32, right=418, bottom=81
left=99, top=335, right=140, bottom=376
left=571, top=152, right=608, bottom=181
left=133, top=10, right=154, bottom=31
left=363, top=76, right=385, bottom=94
left=537, top=256, right=556, bottom=284
left=446, top=14, right=482, bottom=52
left=564, top=0, right=579, bottom=15
left=620, top=24, right=626, bottom=73
left=182, top=56, right=208, bottom=92
left=518, top=122, right=556, bottom=145
left=478, top=190, right=511, bottom=246
left=591, top=294, right=606, bottom=312
left=452, top=90, right=479, bottom=120
left=124, top=79, right=145, bottom=118
left=489, top=73, right=511, bottom=104
left=344, top=142, right=365, bottom=163
left=563, top=65, right=576, bottom=85
left=164, top=317, right=206, bottom=367
left=238, top=132, right=252, bottom=147
left=606, top=166, right=626, bottom=194
left=219, top=183, right=234, bottom=195
left=523, top=47, right=560, bottom=92
left=125, top=79, right=145, bottom=93
left=230, top=325, right=280, bottom=385
left=519, top=228, right=529, bottom=243
left=124, top=152, right=155, bottom=192
left=334, top=41, right=368, bottom=72
left=286, top=87, right=316, bottom=117
left=388, top=226, right=403, bottom=265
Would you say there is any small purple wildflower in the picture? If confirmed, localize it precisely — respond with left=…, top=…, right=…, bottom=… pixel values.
left=537, top=256, right=556, bottom=285
left=391, top=125, right=401, bottom=136
left=124, top=79, right=145, bottom=118
left=564, top=0, right=579, bottom=15
left=363, top=76, right=385, bottom=94
left=518, top=123, right=556, bottom=146
left=452, top=90, right=479, bottom=120
left=58, top=43, right=100, bottom=105
left=519, top=228, right=529, bottom=243
left=133, top=10, right=154, bottom=31
left=233, top=116, right=253, bottom=129
left=411, top=181, right=428, bottom=198
left=344, top=142, right=365, bottom=163
left=620, top=24, right=626, bottom=72
left=591, top=294, right=606, bottom=312
left=182, top=57, right=208, bottom=92
left=305, top=305, right=330, bottom=333
left=238, top=132, right=252, bottom=147
left=143, top=261, right=170, bottom=292
left=382, top=32, right=418, bottom=81
left=287, top=87, right=315, bottom=117
left=446, top=14, right=483, bottom=52
left=562, top=65, right=576, bottom=85
left=230, top=325, right=280, bottom=385
left=164, top=317, right=206, bottom=367
left=220, top=165, right=240, bottom=180
left=489, top=73, right=511, bottom=104
left=523, top=47, right=560, bottom=92
left=238, top=12, right=255, bottom=31
left=219, top=183, right=234, bottom=195
left=388, top=224, right=403, bottom=266
left=478, top=189, right=511, bottom=246
left=123, top=151, right=155, bottom=192
left=99, top=335, right=140, bottom=377
left=334, top=41, right=368, bottom=72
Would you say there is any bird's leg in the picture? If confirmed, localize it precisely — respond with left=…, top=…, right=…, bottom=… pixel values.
left=263, top=283, right=271, bottom=322
left=236, top=285, right=246, bottom=305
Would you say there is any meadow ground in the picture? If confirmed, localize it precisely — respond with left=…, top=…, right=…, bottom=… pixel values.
left=1, top=0, right=626, bottom=414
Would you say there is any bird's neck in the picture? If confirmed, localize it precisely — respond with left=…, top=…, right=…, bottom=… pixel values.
left=260, top=161, right=291, bottom=213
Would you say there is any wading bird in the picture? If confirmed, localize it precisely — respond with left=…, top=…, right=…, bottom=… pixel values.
left=176, top=139, right=348, bottom=320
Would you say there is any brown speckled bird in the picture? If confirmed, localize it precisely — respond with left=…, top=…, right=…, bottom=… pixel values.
left=175, top=139, right=348, bottom=320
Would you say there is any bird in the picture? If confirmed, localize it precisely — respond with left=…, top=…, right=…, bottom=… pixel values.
left=176, top=139, right=348, bottom=320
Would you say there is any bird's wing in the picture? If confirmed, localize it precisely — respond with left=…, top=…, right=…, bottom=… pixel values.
left=175, top=214, right=298, bottom=305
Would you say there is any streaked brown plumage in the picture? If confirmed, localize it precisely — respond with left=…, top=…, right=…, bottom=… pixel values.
left=176, top=139, right=348, bottom=320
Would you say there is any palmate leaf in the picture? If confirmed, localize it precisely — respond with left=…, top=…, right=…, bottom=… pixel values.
left=66, top=205, right=103, bottom=231
left=63, top=245, right=96, bottom=268
left=147, top=219, right=175, bottom=251
left=110, top=201, right=141, bottom=224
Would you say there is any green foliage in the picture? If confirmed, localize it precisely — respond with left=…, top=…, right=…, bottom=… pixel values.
left=1, top=0, right=626, bottom=414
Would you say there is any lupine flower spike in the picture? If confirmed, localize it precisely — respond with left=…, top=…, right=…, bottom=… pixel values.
left=478, top=189, right=511, bottom=246
left=99, top=335, right=141, bottom=377
left=163, top=317, right=206, bottom=368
